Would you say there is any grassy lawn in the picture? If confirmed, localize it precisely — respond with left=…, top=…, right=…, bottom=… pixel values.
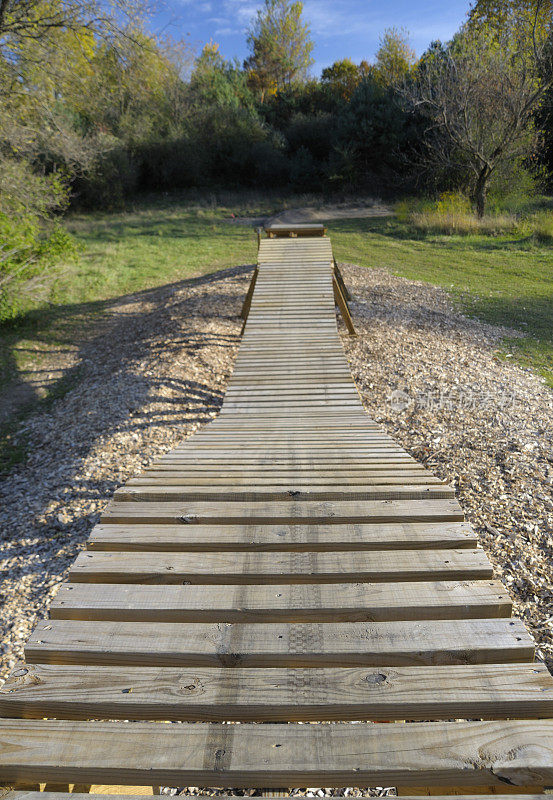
left=329, top=216, right=553, bottom=386
left=61, top=194, right=265, bottom=306
left=1, top=192, right=552, bottom=467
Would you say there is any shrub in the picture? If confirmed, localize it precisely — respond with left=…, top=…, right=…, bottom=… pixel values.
left=74, top=142, right=139, bottom=209
left=404, top=192, right=520, bottom=236
left=289, top=146, right=320, bottom=191
left=531, top=211, right=553, bottom=243
left=0, top=158, right=79, bottom=323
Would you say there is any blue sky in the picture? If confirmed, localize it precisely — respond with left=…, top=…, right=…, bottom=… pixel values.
left=153, top=0, right=473, bottom=74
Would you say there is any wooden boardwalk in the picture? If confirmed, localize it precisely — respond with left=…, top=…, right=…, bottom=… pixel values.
left=2, top=229, right=553, bottom=797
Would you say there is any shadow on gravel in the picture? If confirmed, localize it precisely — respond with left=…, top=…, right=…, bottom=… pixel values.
left=0, top=264, right=251, bottom=677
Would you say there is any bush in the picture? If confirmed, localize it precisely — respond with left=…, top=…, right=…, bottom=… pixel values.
left=284, top=112, right=336, bottom=161
left=0, top=158, right=79, bottom=323
left=289, top=146, right=320, bottom=191
left=249, top=140, right=290, bottom=186
left=529, top=211, right=553, bottom=243
left=74, top=141, right=139, bottom=209
left=137, top=138, right=206, bottom=191
left=0, top=220, right=80, bottom=323
left=402, top=192, right=520, bottom=236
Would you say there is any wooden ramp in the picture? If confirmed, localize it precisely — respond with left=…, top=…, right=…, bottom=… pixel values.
left=2, top=232, right=553, bottom=798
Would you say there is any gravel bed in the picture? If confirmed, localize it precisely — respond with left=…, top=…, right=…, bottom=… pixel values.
left=340, top=263, right=553, bottom=668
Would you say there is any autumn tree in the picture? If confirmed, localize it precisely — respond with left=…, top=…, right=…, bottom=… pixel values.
left=244, top=0, right=314, bottom=101
left=374, top=27, right=417, bottom=87
left=404, top=9, right=553, bottom=216
left=469, top=0, right=553, bottom=31
left=0, top=0, right=147, bottom=45
left=321, top=58, right=366, bottom=100
left=190, top=41, right=254, bottom=110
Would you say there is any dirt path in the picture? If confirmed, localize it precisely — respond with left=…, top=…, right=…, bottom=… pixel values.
left=266, top=201, right=392, bottom=225
left=230, top=200, right=393, bottom=228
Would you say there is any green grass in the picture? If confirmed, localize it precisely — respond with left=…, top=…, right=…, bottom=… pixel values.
left=60, top=195, right=263, bottom=306
left=328, top=216, right=553, bottom=385
left=1, top=192, right=553, bottom=472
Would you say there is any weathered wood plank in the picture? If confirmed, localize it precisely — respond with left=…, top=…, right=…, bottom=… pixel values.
left=1, top=719, right=553, bottom=787
left=1, top=795, right=549, bottom=800
left=68, top=549, right=491, bottom=584
left=114, top=483, right=454, bottom=502
left=87, top=521, right=477, bottom=552
left=49, top=580, right=510, bottom=622
left=24, top=618, right=534, bottom=667
left=2, top=662, right=550, bottom=722
left=101, top=498, right=464, bottom=525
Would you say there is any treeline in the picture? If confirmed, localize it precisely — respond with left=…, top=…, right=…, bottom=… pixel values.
left=1, top=0, right=553, bottom=319
left=73, top=1, right=553, bottom=209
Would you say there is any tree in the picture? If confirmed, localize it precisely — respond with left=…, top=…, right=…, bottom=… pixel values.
left=190, top=42, right=255, bottom=110
left=403, top=16, right=553, bottom=216
left=244, top=0, right=314, bottom=101
left=340, top=74, right=415, bottom=183
left=321, top=58, right=365, bottom=100
left=469, top=0, right=553, bottom=30
left=0, top=0, right=147, bottom=45
left=374, top=27, right=417, bottom=87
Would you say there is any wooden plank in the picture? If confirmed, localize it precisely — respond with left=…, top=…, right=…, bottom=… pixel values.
left=86, top=521, right=478, bottom=552
left=1, top=719, right=553, bottom=787
left=49, top=580, right=510, bottom=622
left=264, top=223, right=326, bottom=236
left=2, top=662, right=550, bottom=722
left=68, top=549, right=492, bottom=584
left=100, top=498, right=464, bottom=525
left=24, top=618, right=534, bottom=667
left=139, top=468, right=429, bottom=479
left=114, top=483, right=454, bottom=503
left=86, top=521, right=475, bottom=551
left=158, top=452, right=415, bottom=460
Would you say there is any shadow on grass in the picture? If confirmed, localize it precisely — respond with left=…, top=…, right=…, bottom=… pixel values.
left=330, top=216, right=553, bottom=385
left=465, top=293, right=553, bottom=384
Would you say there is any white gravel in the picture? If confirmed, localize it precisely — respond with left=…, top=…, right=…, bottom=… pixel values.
left=340, top=263, right=553, bottom=669
left=0, top=266, right=248, bottom=681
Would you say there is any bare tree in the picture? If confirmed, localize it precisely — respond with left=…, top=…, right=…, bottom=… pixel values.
left=0, top=0, right=148, bottom=44
left=403, top=8, right=553, bottom=216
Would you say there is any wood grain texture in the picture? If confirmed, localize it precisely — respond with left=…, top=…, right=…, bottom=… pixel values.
left=86, top=521, right=478, bottom=552
left=68, top=549, right=492, bottom=584
left=100, top=498, right=465, bottom=525
left=1, top=795, right=550, bottom=800
left=3, top=663, right=550, bottom=721
left=49, top=579, right=510, bottom=622
left=1, top=719, right=553, bottom=787
left=25, top=618, right=534, bottom=667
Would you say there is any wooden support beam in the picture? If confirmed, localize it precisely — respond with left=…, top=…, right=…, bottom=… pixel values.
left=240, top=267, right=258, bottom=335
left=332, top=274, right=356, bottom=336
left=333, top=259, right=351, bottom=301
left=240, top=267, right=258, bottom=321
